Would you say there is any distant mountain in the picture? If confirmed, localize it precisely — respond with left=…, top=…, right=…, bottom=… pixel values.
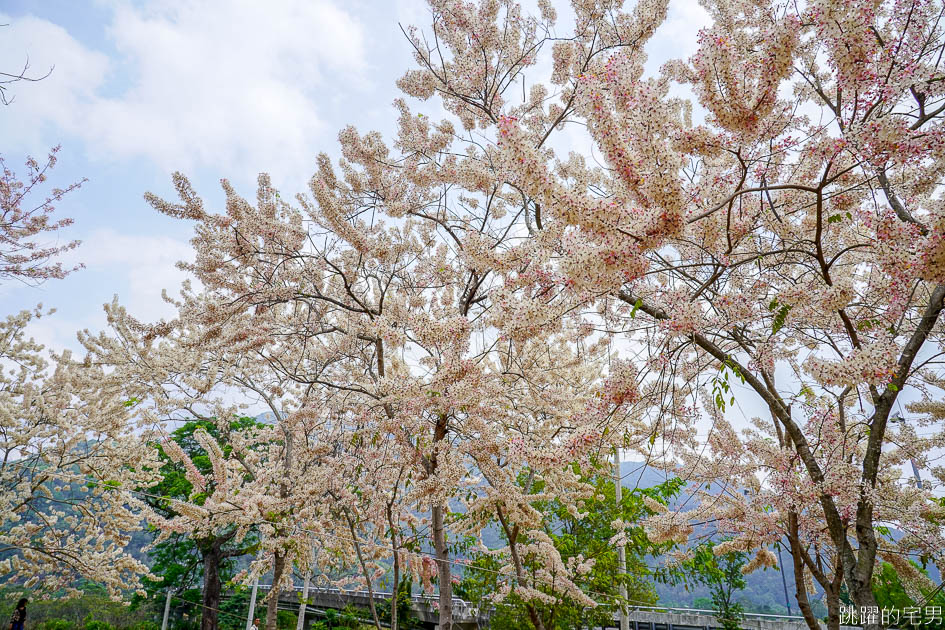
left=613, top=461, right=800, bottom=614
left=619, top=460, right=677, bottom=492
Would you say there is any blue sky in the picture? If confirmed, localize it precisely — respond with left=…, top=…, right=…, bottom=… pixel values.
left=0, top=0, right=707, bottom=353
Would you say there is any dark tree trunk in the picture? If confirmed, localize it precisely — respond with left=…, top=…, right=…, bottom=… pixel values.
left=200, top=542, right=224, bottom=630
left=425, top=413, right=453, bottom=630
left=344, top=511, right=382, bottom=630
left=786, top=514, right=822, bottom=630
left=497, top=507, right=546, bottom=630
left=825, top=588, right=842, bottom=630
left=265, top=552, right=287, bottom=630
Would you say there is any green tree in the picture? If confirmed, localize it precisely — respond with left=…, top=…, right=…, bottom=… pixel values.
left=0, top=584, right=153, bottom=630
left=677, top=541, right=747, bottom=630
left=455, top=466, right=683, bottom=630
left=872, top=561, right=945, bottom=630
left=138, top=418, right=261, bottom=630
left=375, top=579, right=421, bottom=630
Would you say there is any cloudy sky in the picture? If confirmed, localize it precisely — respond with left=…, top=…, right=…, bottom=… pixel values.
left=0, top=0, right=708, bottom=352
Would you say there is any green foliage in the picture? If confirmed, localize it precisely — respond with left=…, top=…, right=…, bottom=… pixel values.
left=826, top=212, right=852, bottom=224
left=277, top=609, right=297, bottom=630
left=455, top=463, right=684, bottom=630
left=375, top=579, right=421, bottom=629
left=84, top=614, right=115, bottom=630
left=146, top=417, right=260, bottom=512
left=217, top=588, right=251, bottom=630
left=0, top=586, right=152, bottom=630
left=132, top=418, right=262, bottom=630
left=316, top=606, right=361, bottom=629
left=710, top=361, right=745, bottom=411
left=675, top=541, right=748, bottom=630
left=872, top=562, right=945, bottom=630
left=692, top=596, right=713, bottom=610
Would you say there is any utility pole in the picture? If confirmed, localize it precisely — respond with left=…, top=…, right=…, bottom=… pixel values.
left=775, top=543, right=793, bottom=616
left=161, top=591, right=173, bottom=630
left=296, top=571, right=311, bottom=630
left=615, top=447, right=629, bottom=630
left=245, top=580, right=259, bottom=630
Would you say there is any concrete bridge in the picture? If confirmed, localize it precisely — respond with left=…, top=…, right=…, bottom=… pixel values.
left=260, top=585, right=859, bottom=630
left=260, top=583, right=489, bottom=629
left=599, top=606, right=860, bottom=630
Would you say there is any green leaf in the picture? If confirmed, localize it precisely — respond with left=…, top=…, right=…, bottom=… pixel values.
left=827, top=214, right=844, bottom=224
left=857, top=318, right=878, bottom=331
left=772, top=303, right=792, bottom=334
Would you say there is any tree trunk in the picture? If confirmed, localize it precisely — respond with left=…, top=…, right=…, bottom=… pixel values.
left=497, top=507, right=546, bottom=630
left=432, top=503, right=453, bottom=630
left=265, top=552, right=287, bottom=630
left=787, top=552, right=819, bottom=630
left=267, top=417, right=293, bottom=630
left=845, top=564, right=881, bottom=630
left=785, top=516, right=822, bottom=630
left=200, top=543, right=223, bottom=630
left=344, top=511, right=382, bottom=630
left=824, top=588, right=841, bottom=630
left=391, top=554, right=400, bottom=630
left=390, top=524, right=400, bottom=630
left=427, top=412, right=452, bottom=630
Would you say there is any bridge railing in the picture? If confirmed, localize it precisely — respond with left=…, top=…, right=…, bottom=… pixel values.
left=256, top=583, right=483, bottom=619
left=622, top=605, right=814, bottom=624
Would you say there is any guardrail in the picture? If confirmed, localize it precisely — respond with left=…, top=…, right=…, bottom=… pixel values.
left=257, top=583, right=485, bottom=622
left=613, top=606, right=861, bottom=630
left=624, top=605, right=814, bottom=623
left=257, top=584, right=855, bottom=630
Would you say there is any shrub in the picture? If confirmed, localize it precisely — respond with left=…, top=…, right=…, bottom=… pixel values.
left=84, top=615, right=115, bottom=630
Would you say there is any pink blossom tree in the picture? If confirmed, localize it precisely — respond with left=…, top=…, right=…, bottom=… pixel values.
left=0, top=147, right=82, bottom=285
left=434, top=1, right=945, bottom=629
left=0, top=306, right=161, bottom=597
left=0, top=150, right=162, bottom=597
left=123, top=1, right=945, bottom=629
left=136, top=147, right=642, bottom=629
left=355, top=0, right=945, bottom=627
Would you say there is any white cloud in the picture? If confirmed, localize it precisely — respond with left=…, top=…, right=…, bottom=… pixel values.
left=5, top=228, right=195, bottom=356
left=0, top=15, right=110, bottom=151
left=646, top=0, right=711, bottom=73
left=1, top=1, right=368, bottom=183
left=64, top=227, right=194, bottom=320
